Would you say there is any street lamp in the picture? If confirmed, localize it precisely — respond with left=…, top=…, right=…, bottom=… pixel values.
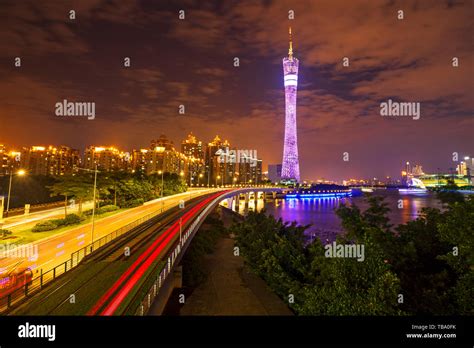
left=5, top=169, right=26, bottom=217
left=216, top=175, right=220, bottom=187
left=158, top=170, right=164, bottom=212
left=89, top=164, right=99, bottom=245
left=198, top=173, right=203, bottom=187
left=77, top=165, right=99, bottom=246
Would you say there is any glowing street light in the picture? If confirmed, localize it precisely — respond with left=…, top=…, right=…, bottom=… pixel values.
left=158, top=170, right=164, bottom=212
left=77, top=165, right=99, bottom=245
left=5, top=169, right=27, bottom=216
left=198, top=173, right=203, bottom=186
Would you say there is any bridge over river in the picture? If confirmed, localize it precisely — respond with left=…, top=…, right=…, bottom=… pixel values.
left=3, top=187, right=285, bottom=315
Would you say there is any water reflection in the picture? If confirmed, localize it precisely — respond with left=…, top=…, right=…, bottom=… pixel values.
left=223, top=189, right=444, bottom=242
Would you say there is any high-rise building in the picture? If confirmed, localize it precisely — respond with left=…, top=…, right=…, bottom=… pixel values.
left=281, top=27, right=300, bottom=182
left=181, top=132, right=204, bottom=160
left=238, top=159, right=262, bottom=185
left=205, top=135, right=222, bottom=185
left=131, top=149, right=150, bottom=173
left=83, top=146, right=128, bottom=172
left=268, top=164, right=282, bottom=183
left=181, top=132, right=204, bottom=185
left=0, top=144, right=14, bottom=176
left=205, top=135, right=237, bottom=186
left=151, top=134, right=174, bottom=151
left=132, top=143, right=190, bottom=178
left=457, top=161, right=468, bottom=176
left=20, top=145, right=80, bottom=176
left=459, top=156, right=473, bottom=177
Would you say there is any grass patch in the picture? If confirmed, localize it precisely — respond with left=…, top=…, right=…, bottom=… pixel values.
left=119, top=260, right=166, bottom=315
left=13, top=261, right=130, bottom=315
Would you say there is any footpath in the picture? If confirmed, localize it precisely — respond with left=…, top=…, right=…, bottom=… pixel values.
left=179, top=208, right=293, bottom=315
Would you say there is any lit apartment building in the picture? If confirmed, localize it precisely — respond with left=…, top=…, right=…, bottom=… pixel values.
left=83, top=146, right=129, bottom=172
left=20, top=145, right=80, bottom=176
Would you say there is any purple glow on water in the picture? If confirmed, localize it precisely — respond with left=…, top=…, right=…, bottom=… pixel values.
left=254, top=190, right=444, bottom=243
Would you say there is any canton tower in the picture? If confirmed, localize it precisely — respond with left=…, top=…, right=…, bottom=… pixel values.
left=281, top=27, right=300, bottom=182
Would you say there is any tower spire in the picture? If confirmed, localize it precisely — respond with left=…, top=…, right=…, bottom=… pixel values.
left=288, top=26, right=293, bottom=60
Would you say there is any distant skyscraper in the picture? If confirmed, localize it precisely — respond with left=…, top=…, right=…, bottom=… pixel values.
left=181, top=132, right=204, bottom=160
left=268, top=164, right=282, bottom=183
left=281, top=27, right=300, bottom=182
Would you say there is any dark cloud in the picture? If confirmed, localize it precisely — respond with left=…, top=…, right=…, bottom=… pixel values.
left=0, top=0, right=472, bottom=181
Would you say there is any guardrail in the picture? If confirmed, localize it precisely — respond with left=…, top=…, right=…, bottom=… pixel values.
left=0, top=190, right=213, bottom=314
left=4, top=201, right=65, bottom=217
left=133, top=192, right=227, bottom=315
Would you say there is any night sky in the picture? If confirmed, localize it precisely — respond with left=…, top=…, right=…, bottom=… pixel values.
left=0, top=0, right=472, bottom=181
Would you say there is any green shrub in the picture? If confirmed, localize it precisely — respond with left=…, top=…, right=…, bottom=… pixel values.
left=96, top=205, right=119, bottom=214
left=48, top=214, right=83, bottom=228
left=122, top=199, right=144, bottom=208
left=0, top=229, right=12, bottom=237
left=64, top=213, right=83, bottom=225
left=32, top=221, right=58, bottom=232
left=51, top=218, right=67, bottom=227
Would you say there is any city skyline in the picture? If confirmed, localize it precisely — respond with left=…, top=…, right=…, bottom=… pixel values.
left=0, top=0, right=472, bottom=182
left=0, top=2, right=472, bottom=339
left=0, top=132, right=264, bottom=186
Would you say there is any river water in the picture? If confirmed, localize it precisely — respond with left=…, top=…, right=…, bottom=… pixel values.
left=229, top=189, right=445, bottom=242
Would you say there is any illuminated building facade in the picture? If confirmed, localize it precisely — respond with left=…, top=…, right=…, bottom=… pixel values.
left=281, top=27, right=300, bottom=182
left=20, top=145, right=80, bottom=175
left=268, top=164, right=282, bottom=183
left=181, top=133, right=204, bottom=185
left=83, top=146, right=128, bottom=171
left=0, top=145, right=21, bottom=176
left=181, top=132, right=204, bottom=160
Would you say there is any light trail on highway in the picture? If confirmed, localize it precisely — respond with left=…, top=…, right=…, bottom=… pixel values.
left=88, top=191, right=228, bottom=315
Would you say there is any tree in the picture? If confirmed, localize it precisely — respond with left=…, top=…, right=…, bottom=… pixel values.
left=231, top=193, right=474, bottom=315
left=48, top=175, right=94, bottom=215
left=231, top=210, right=401, bottom=315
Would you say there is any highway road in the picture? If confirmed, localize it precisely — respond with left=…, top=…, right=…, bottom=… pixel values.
left=10, top=190, right=228, bottom=315
left=0, top=189, right=218, bottom=279
left=1, top=201, right=94, bottom=231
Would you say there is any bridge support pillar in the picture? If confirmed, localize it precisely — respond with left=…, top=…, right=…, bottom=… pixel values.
left=272, top=192, right=277, bottom=199
left=226, top=197, right=235, bottom=210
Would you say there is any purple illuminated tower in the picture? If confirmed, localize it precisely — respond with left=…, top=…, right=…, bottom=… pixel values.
left=281, top=27, right=300, bottom=182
